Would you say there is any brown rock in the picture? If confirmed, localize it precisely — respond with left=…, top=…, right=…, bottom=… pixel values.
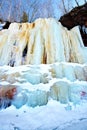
left=59, top=3, right=87, bottom=46
left=0, top=85, right=17, bottom=99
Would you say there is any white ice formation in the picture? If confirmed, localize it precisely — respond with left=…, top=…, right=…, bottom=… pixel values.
left=0, top=18, right=87, bottom=66
left=0, top=18, right=87, bottom=108
left=0, top=62, right=87, bottom=108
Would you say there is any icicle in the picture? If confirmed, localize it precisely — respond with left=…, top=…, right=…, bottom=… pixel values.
left=0, top=18, right=87, bottom=66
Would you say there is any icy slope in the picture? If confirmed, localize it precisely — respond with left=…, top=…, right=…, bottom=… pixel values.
left=0, top=18, right=87, bottom=66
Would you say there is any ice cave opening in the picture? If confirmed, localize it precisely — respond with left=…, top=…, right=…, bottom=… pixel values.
left=0, top=18, right=87, bottom=109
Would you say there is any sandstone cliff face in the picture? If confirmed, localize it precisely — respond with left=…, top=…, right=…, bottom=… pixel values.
left=0, top=18, right=87, bottom=66
left=59, top=3, right=87, bottom=46
left=60, top=3, right=87, bottom=29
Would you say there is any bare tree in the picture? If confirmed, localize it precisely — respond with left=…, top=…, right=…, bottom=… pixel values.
left=58, top=0, right=72, bottom=15
left=84, top=0, right=87, bottom=3
left=62, top=0, right=68, bottom=13
left=74, top=0, right=80, bottom=6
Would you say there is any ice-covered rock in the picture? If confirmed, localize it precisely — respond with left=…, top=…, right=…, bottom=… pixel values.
left=50, top=81, right=69, bottom=104
left=0, top=63, right=87, bottom=108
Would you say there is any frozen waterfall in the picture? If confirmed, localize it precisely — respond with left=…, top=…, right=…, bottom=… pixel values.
left=0, top=18, right=87, bottom=109
left=0, top=18, right=87, bottom=66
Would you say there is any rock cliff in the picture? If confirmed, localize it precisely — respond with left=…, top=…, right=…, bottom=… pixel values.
left=59, top=3, right=87, bottom=46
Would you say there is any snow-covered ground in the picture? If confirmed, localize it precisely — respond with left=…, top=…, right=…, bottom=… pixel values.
left=0, top=63, right=87, bottom=130
left=0, top=99, right=87, bottom=130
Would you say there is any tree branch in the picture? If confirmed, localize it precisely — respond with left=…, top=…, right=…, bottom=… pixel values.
left=62, top=0, right=67, bottom=13
left=75, top=0, right=80, bottom=6
left=84, top=0, right=87, bottom=3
